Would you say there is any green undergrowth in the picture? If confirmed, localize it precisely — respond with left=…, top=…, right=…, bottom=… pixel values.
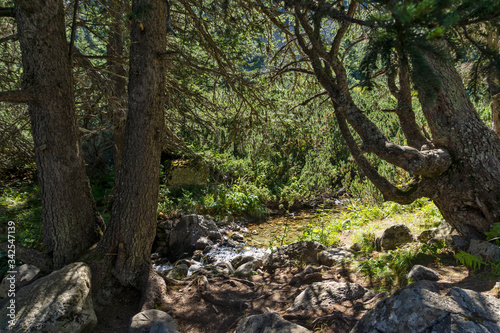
left=0, top=179, right=42, bottom=280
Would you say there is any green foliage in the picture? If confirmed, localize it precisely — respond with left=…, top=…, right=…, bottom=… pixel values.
left=298, top=209, right=342, bottom=247
left=485, top=222, right=500, bottom=246
left=454, top=250, right=488, bottom=270
left=355, top=245, right=420, bottom=291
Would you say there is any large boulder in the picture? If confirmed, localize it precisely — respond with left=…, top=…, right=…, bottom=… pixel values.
left=0, top=264, right=40, bottom=300
left=376, top=224, right=414, bottom=251
left=168, top=215, right=221, bottom=259
left=350, top=282, right=500, bottom=333
left=288, top=282, right=374, bottom=312
left=263, top=241, right=326, bottom=270
left=129, top=309, right=179, bottom=333
left=0, top=262, right=97, bottom=333
left=468, top=239, right=500, bottom=261
left=424, top=220, right=469, bottom=251
left=236, top=312, right=311, bottom=333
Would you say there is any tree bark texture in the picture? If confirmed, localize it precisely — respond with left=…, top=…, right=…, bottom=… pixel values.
left=15, top=0, right=104, bottom=268
left=416, top=45, right=500, bottom=239
left=106, top=0, right=128, bottom=184
left=98, top=0, right=167, bottom=287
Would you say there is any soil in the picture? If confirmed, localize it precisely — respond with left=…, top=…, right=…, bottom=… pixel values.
left=94, top=255, right=500, bottom=333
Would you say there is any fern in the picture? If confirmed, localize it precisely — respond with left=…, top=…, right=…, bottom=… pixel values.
left=454, top=250, right=487, bottom=270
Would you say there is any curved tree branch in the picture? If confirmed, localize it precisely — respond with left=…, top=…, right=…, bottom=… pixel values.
left=334, top=106, right=438, bottom=204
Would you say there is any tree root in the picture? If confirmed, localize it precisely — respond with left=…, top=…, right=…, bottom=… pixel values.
left=200, top=291, right=250, bottom=310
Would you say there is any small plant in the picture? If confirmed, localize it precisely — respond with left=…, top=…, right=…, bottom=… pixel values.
left=454, top=251, right=488, bottom=271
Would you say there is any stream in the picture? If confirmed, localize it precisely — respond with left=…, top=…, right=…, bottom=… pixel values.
left=154, top=206, right=344, bottom=275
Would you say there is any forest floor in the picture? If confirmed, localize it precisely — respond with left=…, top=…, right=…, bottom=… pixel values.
left=94, top=237, right=500, bottom=333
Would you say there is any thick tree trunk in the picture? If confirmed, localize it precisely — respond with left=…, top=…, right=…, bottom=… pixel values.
left=15, top=0, right=103, bottom=268
left=97, top=0, right=167, bottom=292
left=291, top=5, right=500, bottom=240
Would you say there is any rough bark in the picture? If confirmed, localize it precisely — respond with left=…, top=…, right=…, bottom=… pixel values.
left=97, top=0, right=168, bottom=297
left=106, top=0, right=128, bottom=184
left=290, top=4, right=500, bottom=240
left=416, top=44, right=500, bottom=239
left=15, top=0, right=104, bottom=268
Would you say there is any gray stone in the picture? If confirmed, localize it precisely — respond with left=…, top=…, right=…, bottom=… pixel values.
left=418, top=229, right=435, bottom=243
left=288, top=282, right=372, bottom=312
left=376, top=224, right=414, bottom=251
left=0, top=262, right=97, bottom=333
left=468, top=239, right=500, bottom=261
left=231, top=233, right=245, bottom=242
left=168, top=215, right=221, bottom=259
left=0, top=264, right=40, bottom=300
left=236, top=312, right=311, bottom=333
left=166, top=264, right=188, bottom=280
left=263, top=241, right=327, bottom=270
left=195, top=236, right=213, bottom=250
left=199, top=262, right=234, bottom=276
left=318, top=248, right=353, bottom=266
left=231, top=255, right=256, bottom=269
left=129, top=309, right=179, bottom=333
left=350, top=283, right=500, bottom=333
left=408, top=265, right=440, bottom=282
left=234, top=259, right=262, bottom=276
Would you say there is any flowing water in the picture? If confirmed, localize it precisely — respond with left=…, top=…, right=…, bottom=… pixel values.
left=154, top=207, right=344, bottom=274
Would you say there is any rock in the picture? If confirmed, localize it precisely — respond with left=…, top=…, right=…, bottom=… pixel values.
left=468, top=239, right=500, bottom=261
left=350, top=282, right=500, bottom=333
left=129, top=309, right=179, bottom=333
left=199, top=262, right=234, bottom=276
left=168, top=215, right=222, bottom=259
left=0, top=262, right=97, bottom=333
left=234, top=259, right=262, bottom=276
left=349, top=243, right=362, bottom=252
left=427, top=220, right=470, bottom=251
left=0, top=264, right=40, bottom=300
left=195, top=236, right=213, bottom=250
left=318, top=248, right=353, bottom=266
left=288, top=282, right=373, bottom=312
left=289, top=266, right=323, bottom=287
left=166, top=264, right=189, bottom=280
left=417, top=229, right=435, bottom=243
left=231, top=233, right=245, bottom=242
left=376, top=224, right=414, bottom=251
left=407, top=265, right=440, bottom=282
left=236, top=312, right=311, bottom=333
left=263, top=241, right=327, bottom=270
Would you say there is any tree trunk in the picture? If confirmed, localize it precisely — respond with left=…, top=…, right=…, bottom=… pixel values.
left=291, top=4, right=500, bottom=240
left=107, top=0, right=128, bottom=184
left=97, top=0, right=167, bottom=291
left=415, top=45, right=500, bottom=239
left=15, top=0, right=104, bottom=269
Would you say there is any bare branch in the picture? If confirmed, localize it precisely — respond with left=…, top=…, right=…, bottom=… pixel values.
left=0, top=90, right=35, bottom=103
